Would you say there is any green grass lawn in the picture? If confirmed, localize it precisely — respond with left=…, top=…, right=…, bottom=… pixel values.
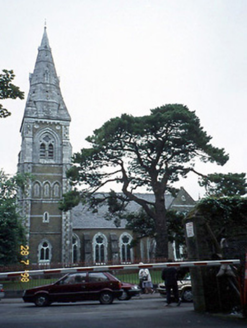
left=1, top=278, right=57, bottom=290
left=116, top=270, right=161, bottom=285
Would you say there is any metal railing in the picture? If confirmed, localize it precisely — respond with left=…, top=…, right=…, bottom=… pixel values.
left=0, top=259, right=240, bottom=292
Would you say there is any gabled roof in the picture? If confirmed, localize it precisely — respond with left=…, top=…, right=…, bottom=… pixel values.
left=169, top=187, right=196, bottom=211
left=21, top=27, right=70, bottom=130
left=72, top=188, right=196, bottom=229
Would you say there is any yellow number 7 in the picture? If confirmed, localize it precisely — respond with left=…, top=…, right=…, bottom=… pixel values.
left=20, top=245, right=29, bottom=251
left=21, top=260, right=29, bottom=265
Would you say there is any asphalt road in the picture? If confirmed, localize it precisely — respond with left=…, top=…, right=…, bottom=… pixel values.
left=0, top=295, right=246, bottom=328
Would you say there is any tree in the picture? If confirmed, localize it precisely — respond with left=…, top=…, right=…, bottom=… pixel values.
left=199, top=172, right=247, bottom=197
left=61, top=104, right=229, bottom=258
left=124, top=207, right=186, bottom=249
left=0, top=170, right=28, bottom=266
left=0, top=69, right=24, bottom=118
left=194, top=196, right=247, bottom=241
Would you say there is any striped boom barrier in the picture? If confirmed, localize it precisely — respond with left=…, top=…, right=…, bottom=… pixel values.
left=0, top=259, right=240, bottom=279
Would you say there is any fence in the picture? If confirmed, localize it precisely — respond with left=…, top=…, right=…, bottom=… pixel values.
left=0, top=259, right=240, bottom=292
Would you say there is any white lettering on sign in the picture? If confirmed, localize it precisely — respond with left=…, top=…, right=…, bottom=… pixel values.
left=186, top=222, right=194, bottom=237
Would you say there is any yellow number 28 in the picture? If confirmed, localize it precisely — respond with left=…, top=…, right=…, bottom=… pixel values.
left=20, top=245, right=29, bottom=256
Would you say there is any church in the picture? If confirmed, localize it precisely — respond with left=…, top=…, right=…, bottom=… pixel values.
left=17, top=28, right=196, bottom=267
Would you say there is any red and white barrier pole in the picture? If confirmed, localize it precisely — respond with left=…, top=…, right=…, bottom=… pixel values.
left=0, top=259, right=240, bottom=279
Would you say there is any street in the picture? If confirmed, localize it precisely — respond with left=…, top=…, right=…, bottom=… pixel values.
left=0, top=296, right=246, bottom=328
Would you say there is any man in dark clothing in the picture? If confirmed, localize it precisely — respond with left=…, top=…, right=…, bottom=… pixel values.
left=161, top=262, right=181, bottom=306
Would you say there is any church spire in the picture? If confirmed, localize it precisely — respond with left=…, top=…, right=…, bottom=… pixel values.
left=39, top=25, right=50, bottom=50
left=21, top=27, right=70, bottom=127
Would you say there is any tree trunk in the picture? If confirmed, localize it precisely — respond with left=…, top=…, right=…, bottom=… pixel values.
left=154, top=198, right=168, bottom=259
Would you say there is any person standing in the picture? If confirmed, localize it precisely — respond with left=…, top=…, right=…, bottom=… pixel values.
left=161, top=260, right=181, bottom=306
left=139, top=264, right=154, bottom=294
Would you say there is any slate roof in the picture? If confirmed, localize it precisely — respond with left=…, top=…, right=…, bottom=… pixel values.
left=71, top=191, right=192, bottom=230
left=72, top=202, right=127, bottom=229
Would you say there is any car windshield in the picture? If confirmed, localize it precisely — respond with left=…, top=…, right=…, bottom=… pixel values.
left=107, top=272, right=121, bottom=282
left=182, top=274, right=191, bottom=280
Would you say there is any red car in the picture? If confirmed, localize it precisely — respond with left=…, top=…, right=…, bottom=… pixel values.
left=118, top=282, right=141, bottom=300
left=23, top=272, right=123, bottom=306
left=0, top=284, right=4, bottom=301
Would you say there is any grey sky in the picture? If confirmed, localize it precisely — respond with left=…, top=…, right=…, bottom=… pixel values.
left=1, top=0, right=247, bottom=199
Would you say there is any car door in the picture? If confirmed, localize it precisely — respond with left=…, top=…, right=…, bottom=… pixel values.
left=86, top=272, right=110, bottom=300
left=49, top=273, right=87, bottom=302
left=48, top=275, right=75, bottom=302
left=72, top=273, right=88, bottom=301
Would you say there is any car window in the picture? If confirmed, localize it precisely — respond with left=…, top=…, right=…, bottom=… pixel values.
left=74, top=273, right=87, bottom=283
left=183, top=274, right=191, bottom=280
left=88, top=272, right=109, bottom=282
left=63, top=275, right=77, bottom=284
left=61, top=273, right=87, bottom=284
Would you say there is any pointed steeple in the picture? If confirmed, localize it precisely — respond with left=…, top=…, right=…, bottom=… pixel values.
left=21, top=27, right=71, bottom=126
left=39, top=26, right=50, bottom=50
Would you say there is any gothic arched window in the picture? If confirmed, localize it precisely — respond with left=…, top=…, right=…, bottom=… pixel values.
left=93, top=233, right=107, bottom=264
left=147, top=238, right=156, bottom=262
left=33, top=182, right=41, bottom=198
left=38, top=240, right=51, bottom=264
left=120, top=233, right=133, bottom=263
left=39, top=134, right=55, bottom=160
left=40, top=143, right=46, bottom=158
left=48, top=143, right=53, bottom=158
left=72, top=234, right=80, bottom=264
left=53, top=182, right=60, bottom=198
left=43, top=182, right=50, bottom=198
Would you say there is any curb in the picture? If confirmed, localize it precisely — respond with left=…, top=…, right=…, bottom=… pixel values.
left=4, top=290, right=24, bottom=298
left=1, top=292, right=161, bottom=303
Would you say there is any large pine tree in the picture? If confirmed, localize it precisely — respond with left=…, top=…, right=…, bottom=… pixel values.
left=61, top=104, right=229, bottom=258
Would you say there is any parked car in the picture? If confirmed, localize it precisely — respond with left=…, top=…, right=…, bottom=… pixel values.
left=0, top=284, right=5, bottom=300
left=23, top=272, right=123, bottom=306
left=157, top=275, right=193, bottom=302
left=118, top=282, right=141, bottom=300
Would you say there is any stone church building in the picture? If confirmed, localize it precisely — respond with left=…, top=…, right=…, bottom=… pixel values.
left=18, top=28, right=196, bottom=267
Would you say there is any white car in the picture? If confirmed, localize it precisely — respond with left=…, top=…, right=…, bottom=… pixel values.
left=157, top=276, right=193, bottom=302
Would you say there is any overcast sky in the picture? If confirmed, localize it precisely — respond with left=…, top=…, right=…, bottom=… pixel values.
left=1, top=0, right=247, bottom=200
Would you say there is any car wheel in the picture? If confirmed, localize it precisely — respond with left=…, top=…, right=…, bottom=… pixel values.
left=181, top=288, right=193, bottom=302
left=118, top=290, right=131, bottom=301
left=99, top=291, right=114, bottom=304
left=34, top=294, right=50, bottom=307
